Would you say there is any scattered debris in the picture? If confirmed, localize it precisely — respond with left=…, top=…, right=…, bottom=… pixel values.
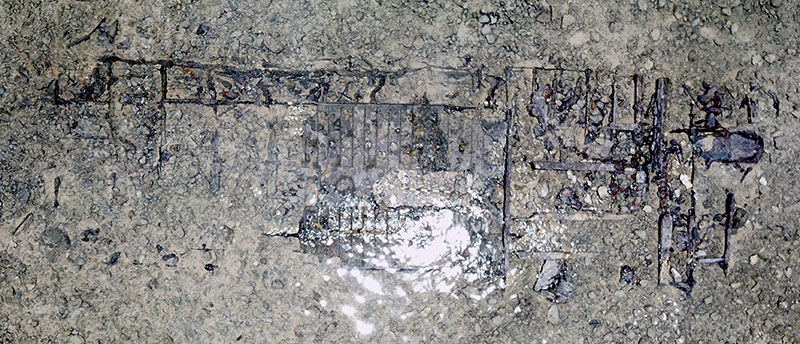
left=196, top=24, right=210, bottom=36
left=11, top=212, right=32, bottom=236
left=766, top=90, right=780, bottom=116
left=619, top=265, right=636, bottom=285
left=66, top=18, right=107, bottom=48
left=162, top=253, right=179, bottom=267
left=740, top=96, right=757, bottom=123
left=534, top=260, right=573, bottom=303
left=81, top=228, right=100, bottom=243
left=106, top=252, right=121, bottom=266
left=53, top=176, right=62, bottom=208
left=557, top=187, right=582, bottom=211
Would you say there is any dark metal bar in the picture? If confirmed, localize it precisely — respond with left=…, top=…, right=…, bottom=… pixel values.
left=502, top=95, right=515, bottom=276
left=530, top=161, right=617, bottom=172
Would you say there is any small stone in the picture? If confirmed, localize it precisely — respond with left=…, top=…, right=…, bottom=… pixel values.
left=568, top=31, right=590, bottom=48
left=561, top=14, right=576, bottom=28
left=752, top=54, right=763, bottom=66
left=643, top=205, right=653, bottom=213
left=788, top=48, right=796, bottom=55
left=536, top=8, right=551, bottom=23
left=730, top=282, right=742, bottom=289
left=481, top=25, right=496, bottom=44
left=597, top=186, right=609, bottom=198
left=722, top=7, right=732, bottom=16
left=730, top=22, right=739, bottom=34
left=650, top=28, right=661, bottom=41
left=196, top=24, right=210, bottom=35
left=69, top=334, right=85, bottom=344
left=749, top=254, right=760, bottom=265
left=355, top=11, right=365, bottom=21
left=478, top=14, right=490, bottom=24
left=680, top=174, right=692, bottom=188
left=642, top=59, right=654, bottom=70
left=765, top=54, right=777, bottom=64
left=636, top=171, right=647, bottom=184
left=0, top=85, right=5, bottom=97
left=759, top=176, right=768, bottom=186
left=774, top=136, right=789, bottom=150
left=539, top=184, right=549, bottom=197
left=546, top=305, right=560, bottom=324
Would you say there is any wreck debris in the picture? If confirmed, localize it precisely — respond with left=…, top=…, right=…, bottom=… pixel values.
left=697, top=193, right=735, bottom=273
left=740, top=96, right=757, bottom=123
left=53, top=56, right=773, bottom=297
left=693, top=131, right=764, bottom=167
left=658, top=213, right=673, bottom=284
left=652, top=78, right=669, bottom=206
left=502, top=100, right=515, bottom=276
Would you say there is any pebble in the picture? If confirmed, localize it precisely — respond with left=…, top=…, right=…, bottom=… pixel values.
left=730, top=22, right=739, bottom=35
left=679, top=174, right=692, bottom=188
left=536, top=9, right=551, bottom=23
left=722, top=7, right=732, bottom=16
left=650, top=28, right=661, bottom=41
left=749, top=254, right=760, bottom=265
left=597, top=186, right=609, bottom=198
left=481, top=25, right=496, bottom=44
left=759, top=176, right=768, bottom=186
left=478, top=14, right=490, bottom=24
left=539, top=184, right=549, bottom=197
left=0, top=85, right=5, bottom=97
left=643, top=205, right=653, bottom=213
left=752, top=54, right=763, bottom=66
left=569, top=31, right=590, bottom=48
left=636, top=171, right=647, bottom=184
left=69, top=334, right=85, bottom=344
left=561, top=14, right=576, bottom=28
left=547, top=305, right=560, bottom=324
left=765, top=54, right=777, bottom=64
